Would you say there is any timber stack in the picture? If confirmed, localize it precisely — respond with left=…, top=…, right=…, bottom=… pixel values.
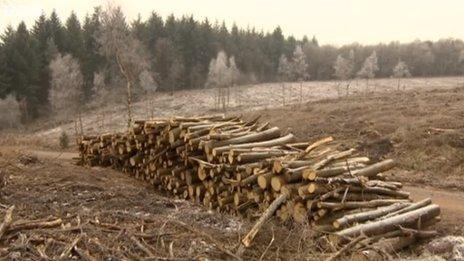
left=78, top=115, right=441, bottom=258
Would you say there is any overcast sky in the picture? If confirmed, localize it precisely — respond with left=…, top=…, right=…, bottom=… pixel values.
left=1, top=0, right=463, bottom=46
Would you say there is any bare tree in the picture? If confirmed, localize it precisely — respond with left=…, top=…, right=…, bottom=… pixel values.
left=92, top=72, right=108, bottom=129
left=333, top=51, right=355, bottom=96
left=96, top=4, right=152, bottom=128
left=392, top=60, right=411, bottom=91
left=291, top=45, right=309, bottom=103
left=278, top=54, right=291, bottom=105
left=228, top=56, right=240, bottom=106
left=206, top=50, right=229, bottom=111
left=357, top=51, right=379, bottom=92
left=139, top=70, right=157, bottom=118
left=0, top=94, right=21, bottom=129
left=49, top=54, right=83, bottom=122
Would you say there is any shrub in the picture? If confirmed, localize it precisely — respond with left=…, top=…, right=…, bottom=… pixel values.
left=59, top=131, right=69, bottom=149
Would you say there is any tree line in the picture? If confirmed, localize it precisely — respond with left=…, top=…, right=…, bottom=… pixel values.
left=1, top=6, right=464, bottom=123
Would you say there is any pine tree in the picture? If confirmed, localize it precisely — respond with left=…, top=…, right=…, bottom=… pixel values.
left=131, top=14, right=148, bottom=43
left=153, top=38, right=175, bottom=90
left=64, top=11, right=84, bottom=59
left=6, top=22, right=41, bottom=120
left=146, top=12, right=165, bottom=51
left=48, top=10, right=66, bottom=52
left=82, top=7, right=104, bottom=98
left=31, top=13, right=54, bottom=109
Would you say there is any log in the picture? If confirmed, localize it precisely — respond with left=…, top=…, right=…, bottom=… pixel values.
left=332, top=202, right=410, bottom=229
left=212, top=134, right=296, bottom=156
left=318, top=199, right=410, bottom=210
left=204, top=127, right=281, bottom=154
left=352, top=159, right=396, bottom=177
left=241, top=192, right=288, bottom=247
left=380, top=198, right=432, bottom=220
left=332, top=204, right=440, bottom=244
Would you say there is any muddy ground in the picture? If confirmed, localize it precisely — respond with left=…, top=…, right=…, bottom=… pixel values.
left=1, top=85, right=464, bottom=259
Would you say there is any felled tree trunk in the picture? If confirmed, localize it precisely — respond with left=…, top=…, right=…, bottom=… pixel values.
left=331, top=204, right=440, bottom=244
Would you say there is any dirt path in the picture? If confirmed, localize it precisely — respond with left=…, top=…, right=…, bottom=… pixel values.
left=31, top=150, right=77, bottom=161
left=405, top=184, right=464, bottom=234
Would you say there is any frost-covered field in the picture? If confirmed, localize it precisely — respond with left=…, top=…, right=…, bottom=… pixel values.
left=33, top=76, right=464, bottom=141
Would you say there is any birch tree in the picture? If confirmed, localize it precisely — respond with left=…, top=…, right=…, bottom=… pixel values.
left=357, top=51, right=379, bottom=92
left=96, top=4, right=152, bottom=128
left=92, top=71, right=108, bottom=129
left=139, top=70, right=157, bottom=118
left=228, top=56, right=240, bottom=106
left=49, top=54, right=83, bottom=121
left=333, top=50, right=355, bottom=96
left=206, top=51, right=229, bottom=111
left=392, top=60, right=411, bottom=91
left=278, top=54, right=291, bottom=105
left=291, top=45, right=309, bottom=103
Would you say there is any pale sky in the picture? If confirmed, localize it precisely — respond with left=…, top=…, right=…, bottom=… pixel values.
left=1, top=0, right=463, bottom=46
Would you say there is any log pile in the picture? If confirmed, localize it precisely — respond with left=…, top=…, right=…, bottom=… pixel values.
left=78, top=115, right=441, bottom=256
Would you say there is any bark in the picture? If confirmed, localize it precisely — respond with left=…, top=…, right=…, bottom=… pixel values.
left=333, top=202, right=410, bottom=229
left=204, top=126, right=281, bottom=154
left=380, top=198, right=432, bottom=220
left=352, top=159, right=396, bottom=178
left=318, top=199, right=410, bottom=210
left=242, top=193, right=288, bottom=247
left=332, top=204, right=440, bottom=244
left=213, top=133, right=296, bottom=156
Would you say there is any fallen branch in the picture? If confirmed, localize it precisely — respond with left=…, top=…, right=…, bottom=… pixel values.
left=241, top=192, right=288, bottom=247
left=0, top=205, right=15, bottom=241
left=58, top=235, right=81, bottom=260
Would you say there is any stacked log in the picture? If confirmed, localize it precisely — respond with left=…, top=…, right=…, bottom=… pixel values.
left=78, top=115, right=440, bottom=254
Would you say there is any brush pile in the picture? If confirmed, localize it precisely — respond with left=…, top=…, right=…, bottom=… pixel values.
left=78, top=115, right=440, bottom=258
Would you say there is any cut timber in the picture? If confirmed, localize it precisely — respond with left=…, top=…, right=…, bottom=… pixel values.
left=332, top=204, right=440, bottom=244
left=333, top=202, right=410, bottom=229
left=318, top=199, right=410, bottom=210
left=380, top=198, right=432, bottom=220
left=237, top=150, right=297, bottom=163
left=241, top=192, right=288, bottom=247
left=352, top=159, right=396, bottom=177
left=301, top=136, right=334, bottom=155
left=204, top=127, right=281, bottom=154
left=257, top=172, right=274, bottom=189
left=212, top=134, right=296, bottom=156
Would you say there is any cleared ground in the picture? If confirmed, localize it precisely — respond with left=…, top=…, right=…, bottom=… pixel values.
left=20, top=76, right=464, bottom=147
left=1, top=77, right=464, bottom=259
